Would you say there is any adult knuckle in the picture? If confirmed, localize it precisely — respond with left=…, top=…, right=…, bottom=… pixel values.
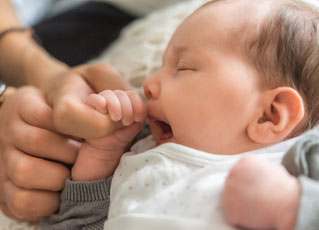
left=31, top=106, right=52, bottom=125
left=24, top=131, right=43, bottom=151
left=55, top=167, right=70, bottom=190
left=53, top=97, right=76, bottom=130
left=12, top=157, right=32, bottom=188
left=97, top=63, right=119, bottom=75
left=10, top=190, right=32, bottom=219
left=17, top=87, right=37, bottom=102
left=86, top=64, right=119, bottom=81
left=17, top=86, right=34, bottom=96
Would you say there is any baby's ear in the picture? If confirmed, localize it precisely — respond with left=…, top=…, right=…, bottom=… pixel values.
left=247, top=87, right=304, bottom=144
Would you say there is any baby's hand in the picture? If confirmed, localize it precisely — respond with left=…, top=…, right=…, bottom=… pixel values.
left=72, top=90, right=146, bottom=181
left=86, top=89, right=146, bottom=126
left=222, top=155, right=301, bottom=230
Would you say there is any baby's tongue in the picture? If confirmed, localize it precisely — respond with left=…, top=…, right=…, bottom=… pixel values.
left=158, top=128, right=173, bottom=145
left=161, top=132, right=173, bottom=140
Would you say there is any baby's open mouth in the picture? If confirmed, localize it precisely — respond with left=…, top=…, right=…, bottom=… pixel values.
left=154, top=120, right=173, bottom=145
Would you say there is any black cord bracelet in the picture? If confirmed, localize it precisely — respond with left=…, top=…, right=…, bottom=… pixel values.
left=0, top=82, right=7, bottom=107
left=0, top=27, right=30, bottom=41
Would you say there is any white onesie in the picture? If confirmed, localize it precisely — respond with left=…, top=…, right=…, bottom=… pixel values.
left=105, top=135, right=299, bottom=230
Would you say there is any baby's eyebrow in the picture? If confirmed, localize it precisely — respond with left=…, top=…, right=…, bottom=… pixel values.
left=162, top=44, right=190, bottom=66
left=173, top=44, right=189, bottom=55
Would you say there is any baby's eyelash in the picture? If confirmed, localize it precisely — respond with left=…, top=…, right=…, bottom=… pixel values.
left=176, top=67, right=189, bottom=71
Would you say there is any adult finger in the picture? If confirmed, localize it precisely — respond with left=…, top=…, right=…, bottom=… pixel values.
left=12, top=119, right=79, bottom=164
left=17, top=87, right=55, bottom=131
left=4, top=181, right=60, bottom=220
left=0, top=203, right=40, bottom=222
left=4, top=148, right=70, bottom=191
left=53, top=93, right=117, bottom=139
left=75, top=63, right=131, bottom=92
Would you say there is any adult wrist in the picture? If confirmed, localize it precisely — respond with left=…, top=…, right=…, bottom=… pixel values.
left=0, top=29, right=69, bottom=88
left=21, top=39, right=69, bottom=89
left=0, top=31, right=29, bottom=85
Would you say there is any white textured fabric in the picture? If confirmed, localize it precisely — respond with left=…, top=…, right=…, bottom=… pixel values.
left=0, top=211, right=39, bottom=230
left=92, top=0, right=210, bottom=96
left=105, top=135, right=300, bottom=230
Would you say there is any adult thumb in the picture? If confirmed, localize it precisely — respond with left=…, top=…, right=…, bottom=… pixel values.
left=74, top=63, right=132, bottom=93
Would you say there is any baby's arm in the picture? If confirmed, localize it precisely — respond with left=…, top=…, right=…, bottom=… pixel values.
left=72, top=89, right=146, bottom=181
left=222, top=156, right=300, bottom=230
left=222, top=131, right=319, bottom=230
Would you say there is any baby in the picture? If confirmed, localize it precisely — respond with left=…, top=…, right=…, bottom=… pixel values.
left=40, top=0, right=319, bottom=229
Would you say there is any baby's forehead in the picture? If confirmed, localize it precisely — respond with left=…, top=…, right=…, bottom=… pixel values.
left=175, top=1, right=261, bottom=52
left=194, top=0, right=269, bottom=34
left=184, top=0, right=274, bottom=53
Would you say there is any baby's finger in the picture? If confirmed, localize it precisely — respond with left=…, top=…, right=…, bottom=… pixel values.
left=114, top=90, right=134, bottom=126
left=85, top=94, right=107, bottom=114
left=127, top=90, right=147, bottom=122
left=99, top=90, right=122, bottom=121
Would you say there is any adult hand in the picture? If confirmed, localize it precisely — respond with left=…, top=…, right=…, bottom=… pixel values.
left=0, top=86, right=80, bottom=222
left=44, top=63, right=132, bottom=139
left=222, top=155, right=301, bottom=230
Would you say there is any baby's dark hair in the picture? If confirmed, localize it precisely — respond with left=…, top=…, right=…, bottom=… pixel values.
left=203, top=0, right=319, bottom=133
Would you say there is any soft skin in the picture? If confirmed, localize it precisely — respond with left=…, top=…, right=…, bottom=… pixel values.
left=73, top=0, right=306, bottom=182
left=0, top=87, right=79, bottom=222
left=223, top=155, right=301, bottom=230
left=143, top=2, right=304, bottom=155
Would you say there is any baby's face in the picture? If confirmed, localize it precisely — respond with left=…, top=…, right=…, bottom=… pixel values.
left=143, top=2, right=263, bottom=154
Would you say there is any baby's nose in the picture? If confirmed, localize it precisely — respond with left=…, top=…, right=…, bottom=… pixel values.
left=143, top=74, right=161, bottom=100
